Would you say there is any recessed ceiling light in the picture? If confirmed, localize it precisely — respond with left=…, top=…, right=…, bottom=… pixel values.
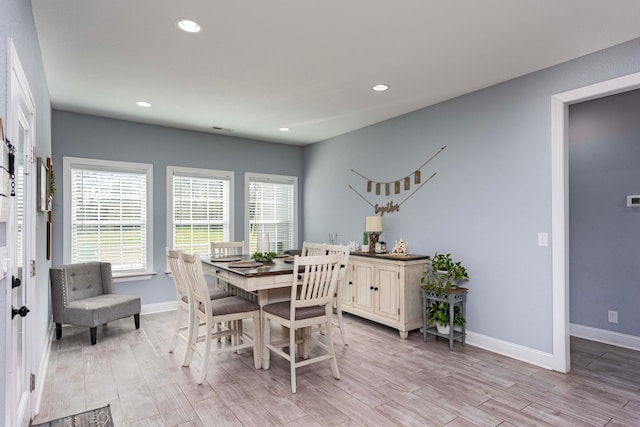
left=136, top=101, right=151, bottom=108
left=280, top=127, right=291, bottom=132
left=176, top=18, right=201, bottom=33
left=372, top=84, right=389, bottom=92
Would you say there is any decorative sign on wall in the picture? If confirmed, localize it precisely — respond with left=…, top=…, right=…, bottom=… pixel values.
left=348, top=146, right=446, bottom=215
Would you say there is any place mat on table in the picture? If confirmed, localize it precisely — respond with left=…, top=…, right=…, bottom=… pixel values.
left=228, top=261, right=263, bottom=268
left=283, top=257, right=295, bottom=263
left=274, top=253, right=290, bottom=258
left=211, top=256, right=242, bottom=262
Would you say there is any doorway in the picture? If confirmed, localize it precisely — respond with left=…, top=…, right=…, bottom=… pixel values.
left=551, top=71, right=640, bottom=373
left=6, top=39, right=37, bottom=427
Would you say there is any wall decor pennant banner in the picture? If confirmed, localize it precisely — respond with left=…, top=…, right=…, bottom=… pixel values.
left=348, top=145, right=445, bottom=215
left=350, top=145, right=445, bottom=194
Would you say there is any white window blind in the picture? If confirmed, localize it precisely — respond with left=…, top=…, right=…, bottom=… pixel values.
left=69, top=161, right=150, bottom=274
left=247, top=174, right=297, bottom=253
left=172, top=171, right=231, bottom=257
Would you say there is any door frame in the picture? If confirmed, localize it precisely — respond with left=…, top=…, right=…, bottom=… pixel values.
left=551, top=71, right=640, bottom=373
left=5, top=37, right=37, bottom=427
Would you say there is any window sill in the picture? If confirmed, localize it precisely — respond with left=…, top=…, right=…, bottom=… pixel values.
left=113, top=272, right=157, bottom=283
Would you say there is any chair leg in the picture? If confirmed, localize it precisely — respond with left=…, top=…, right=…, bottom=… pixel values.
left=197, top=316, right=214, bottom=385
left=183, top=310, right=198, bottom=367
left=90, top=327, right=97, bottom=345
left=326, top=318, right=340, bottom=380
left=290, top=325, right=297, bottom=393
left=170, top=307, right=183, bottom=353
left=134, top=313, right=140, bottom=329
left=236, top=320, right=244, bottom=354
left=301, top=327, right=312, bottom=359
left=335, top=298, right=349, bottom=345
left=55, top=323, right=62, bottom=340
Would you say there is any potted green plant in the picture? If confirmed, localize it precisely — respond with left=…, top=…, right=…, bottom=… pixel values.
left=421, top=252, right=470, bottom=334
left=426, top=301, right=466, bottom=334
left=421, top=252, right=469, bottom=294
left=251, top=251, right=277, bottom=263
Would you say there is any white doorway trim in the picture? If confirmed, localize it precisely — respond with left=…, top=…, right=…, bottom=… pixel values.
left=551, top=71, right=640, bottom=373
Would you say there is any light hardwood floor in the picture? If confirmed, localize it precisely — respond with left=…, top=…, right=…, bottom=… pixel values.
left=33, top=311, right=640, bottom=426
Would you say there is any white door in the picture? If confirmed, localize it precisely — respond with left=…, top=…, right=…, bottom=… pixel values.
left=6, top=39, right=36, bottom=427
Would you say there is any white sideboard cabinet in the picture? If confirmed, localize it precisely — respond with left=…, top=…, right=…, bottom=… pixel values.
left=340, top=252, right=430, bottom=339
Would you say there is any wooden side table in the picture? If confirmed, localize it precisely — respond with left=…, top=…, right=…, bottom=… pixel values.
left=422, top=287, right=468, bottom=350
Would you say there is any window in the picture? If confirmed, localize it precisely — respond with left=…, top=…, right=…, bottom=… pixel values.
left=63, top=157, right=153, bottom=277
left=245, top=173, right=297, bottom=253
left=167, top=166, right=233, bottom=257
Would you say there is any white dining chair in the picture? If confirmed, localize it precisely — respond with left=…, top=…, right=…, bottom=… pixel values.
left=261, top=253, right=342, bottom=393
left=166, top=248, right=232, bottom=365
left=301, top=242, right=350, bottom=346
left=181, top=251, right=261, bottom=384
left=322, top=243, right=351, bottom=345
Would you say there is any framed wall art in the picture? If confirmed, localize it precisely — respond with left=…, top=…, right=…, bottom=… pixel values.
left=37, top=157, right=49, bottom=212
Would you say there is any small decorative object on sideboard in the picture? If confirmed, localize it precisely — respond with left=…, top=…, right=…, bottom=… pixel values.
left=365, top=215, right=382, bottom=254
left=391, top=238, right=407, bottom=255
left=421, top=252, right=470, bottom=350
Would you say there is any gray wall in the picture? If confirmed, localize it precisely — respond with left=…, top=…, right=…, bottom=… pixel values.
left=569, top=89, right=640, bottom=335
left=51, top=111, right=303, bottom=305
left=1, top=0, right=52, bottom=419
left=303, top=38, right=640, bottom=354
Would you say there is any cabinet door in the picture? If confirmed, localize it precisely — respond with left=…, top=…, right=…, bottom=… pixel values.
left=340, top=264, right=354, bottom=307
left=353, top=262, right=374, bottom=311
left=374, top=265, right=400, bottom=321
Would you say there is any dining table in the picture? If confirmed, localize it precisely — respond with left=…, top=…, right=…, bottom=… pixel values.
left=201, top=254, right=301, bottom=368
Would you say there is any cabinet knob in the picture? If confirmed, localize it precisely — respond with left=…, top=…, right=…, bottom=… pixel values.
left=349, top=281, right=352, bottom=285
left=374, top=287, right=379, bottom=291
left=370, top=286, right=374, bottom=290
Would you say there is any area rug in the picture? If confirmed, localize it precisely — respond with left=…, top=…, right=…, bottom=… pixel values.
left=31, top=405, right=113, bottom=427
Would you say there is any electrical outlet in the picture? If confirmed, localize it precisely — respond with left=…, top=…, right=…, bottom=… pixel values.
left=608, top=310, right=618, bottom=324
left=537, top=232, right=549, bottom=247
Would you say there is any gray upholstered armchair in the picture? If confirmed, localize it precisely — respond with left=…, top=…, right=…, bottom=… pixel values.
left=49, top=262, right=141, bottom=345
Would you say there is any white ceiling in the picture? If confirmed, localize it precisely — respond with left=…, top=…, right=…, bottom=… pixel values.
left=31, top=0, right=640, bottom=146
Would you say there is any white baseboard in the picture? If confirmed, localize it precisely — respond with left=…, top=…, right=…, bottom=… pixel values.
left=141, top=301, right=176, bottom=315
left=466, top=331, right=554, bottom=370
left=570, top=323, right=640, bottom=351
left=33, top=322, right=55, bottom=418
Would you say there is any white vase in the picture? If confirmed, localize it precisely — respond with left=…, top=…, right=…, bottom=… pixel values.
left=257, top=232, right=270, bottom=252
left=436, top=323, right=450, bottom=335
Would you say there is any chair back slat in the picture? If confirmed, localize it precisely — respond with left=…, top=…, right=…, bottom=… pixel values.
left=301, top=241, right=326, bottom=256
left=181, top=252, right=211, bottom=316
left=292, top=254, right=341, bottom=309
left=322, top=243, right=350, bottom=283
left=166, top=248, right=188, bottom=295
left=211, top=241, right=244, bottom=257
